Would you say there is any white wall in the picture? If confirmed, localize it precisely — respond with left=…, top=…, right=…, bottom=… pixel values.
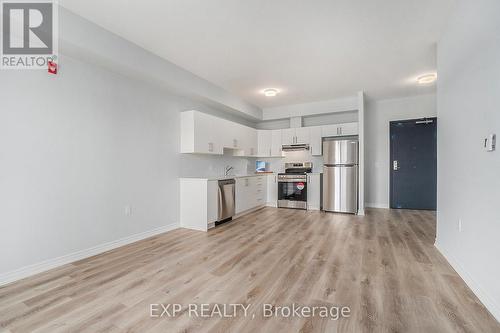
left=59, top=8, right=262, bottom=120
left=364, top=94, right=437, bottom=208
left=0, top=54, right=252, bottom=282
left=436, top=0, right=500, bottom=321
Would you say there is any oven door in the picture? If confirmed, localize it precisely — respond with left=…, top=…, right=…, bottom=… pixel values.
left=278, top=180, right=307, bottom=209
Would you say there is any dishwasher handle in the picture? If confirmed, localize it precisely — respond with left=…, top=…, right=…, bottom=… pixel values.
left=218, top=179, right=235, bottom=221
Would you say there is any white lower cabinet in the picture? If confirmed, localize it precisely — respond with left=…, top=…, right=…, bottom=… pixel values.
left=255, top=176, right=267, bottom=207
left=235, top=178, right=248, bottom=214
left=307, top=174, right=321, bottom=210
left=207, top=180, right=218, bottom=223
left=310, top=126, right=322, bottom=156
left=267, top=174, right=278, bottom=207
left=180, top=178, right=218, bottom=232
left=236, top=176, right=267, bottom=214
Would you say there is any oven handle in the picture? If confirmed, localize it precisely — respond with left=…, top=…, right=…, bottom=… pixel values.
left=278, top=179, right=308, bottom=183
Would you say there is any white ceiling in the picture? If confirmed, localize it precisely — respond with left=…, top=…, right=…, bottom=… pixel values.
left=61, top=0, right=455, bottom=108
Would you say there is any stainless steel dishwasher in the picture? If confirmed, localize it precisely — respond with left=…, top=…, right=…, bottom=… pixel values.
left=217, top=179, right=235, bottom=223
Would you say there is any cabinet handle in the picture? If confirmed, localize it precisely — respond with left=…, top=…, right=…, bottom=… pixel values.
left=208, top=142, right=213, bottom=152
left=269, top=148, right=271, bottom=156
left=233, top=139, right=238, bottom=148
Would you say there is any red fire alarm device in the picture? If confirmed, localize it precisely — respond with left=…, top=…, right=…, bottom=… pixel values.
left=48, top=60, right=58, bottom=74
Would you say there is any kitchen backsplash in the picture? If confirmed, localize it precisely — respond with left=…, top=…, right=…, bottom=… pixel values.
left=179, top=149, right=323, bottom=178
left=179, top=153, right=256, bottom=178
left=258, top=150, right=324, bottom=173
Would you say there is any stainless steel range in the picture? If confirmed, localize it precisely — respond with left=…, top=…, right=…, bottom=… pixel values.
left=277, top=162, right=312, bottom=210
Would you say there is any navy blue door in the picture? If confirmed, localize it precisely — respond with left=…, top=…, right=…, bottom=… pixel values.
left=390, top=118, right=437, bottom=210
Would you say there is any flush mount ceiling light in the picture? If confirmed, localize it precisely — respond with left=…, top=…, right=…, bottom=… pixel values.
left=262, top=88, right=279, bottom=97
left=417, top=73, right=437, bottom=85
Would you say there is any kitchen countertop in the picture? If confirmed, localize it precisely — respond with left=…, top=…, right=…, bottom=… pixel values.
left=180, top=173, right=276, bottom=181
left=180, top=172, right=322, bottom=181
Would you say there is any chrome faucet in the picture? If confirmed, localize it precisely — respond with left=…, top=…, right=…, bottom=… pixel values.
left=224, top=165, right=234, bottom=176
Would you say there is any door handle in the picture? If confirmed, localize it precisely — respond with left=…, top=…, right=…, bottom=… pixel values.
left=393, top=160, right=400, bottom=171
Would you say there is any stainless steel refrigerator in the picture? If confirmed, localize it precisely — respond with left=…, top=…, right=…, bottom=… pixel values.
left=322, top=138, right=359, bottom=214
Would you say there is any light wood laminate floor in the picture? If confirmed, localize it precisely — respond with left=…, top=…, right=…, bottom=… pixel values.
left=1, top=208, right=498, bottom=332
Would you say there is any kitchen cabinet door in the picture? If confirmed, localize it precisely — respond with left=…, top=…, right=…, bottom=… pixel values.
left=228, top=122, right=244, bottom=150
left=267, top=174, right=278, bottom=206
left=321, top=124, right=340, bottom=138
left=235, top=178, right=248, bottom=214
left=244, top=127, right=258, bottom=157
left=249, top=177, right=259, bottom=208
left=321, top=122, right=359, bottom=138
left=271, top=130, right=283, bottom=157
left=194, top=112, right=225, bottom=154
left=307, top=174, right=321, bottom=210
left=339, top=122, right=358, bottom=136
left=255, top=176, right=266, bottom=207
left=310, top=126, right=322, bottom=156
left=295, top=127, right=310, bottom=144
left=181, top=111, right=222, bottom=154
left=281, top=128, right=295, bottom=145
left=257, top=130, right=272, bottom=157
left=207, top=180, right=218, bottom=223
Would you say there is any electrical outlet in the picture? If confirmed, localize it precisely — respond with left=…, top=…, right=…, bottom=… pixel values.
left=125, top=205, right=132, bottom=216
left=458, top=219, right=462, bottom=232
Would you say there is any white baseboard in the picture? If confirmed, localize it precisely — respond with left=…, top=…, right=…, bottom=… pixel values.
left=435, top=242, right=500, bottom=322
left=266, top=202, right=277, bottom=208
left=0, top=223, right=178, bottom=287
left=365, top=202, right=390, bottom=209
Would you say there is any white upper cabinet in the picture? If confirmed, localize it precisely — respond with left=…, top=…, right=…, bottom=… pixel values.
left=321, top=122, right=358, bottom=137
left=181, top=110, right=358, bottom=157
left=244, top=127, right=258, bottom=157
left=309, top=126, right=322, bottom=156
left=339, top=122, right=358, bottom=136
left=281, top=128, right=295, bottom=145
left=282, top=127, right=310, bottom=145
left=227, top=121, right=243, bottom=150
left=271, top=130, right=283, bottom=157
left=181, top=110, right=258, bottom=156
left=295, top=127, right=310, bottom=144
left=258, top=129, right=283, bottom=157
left=181, top=111, right=222, bottom=154
left=257, top=130, right=272, bottom=157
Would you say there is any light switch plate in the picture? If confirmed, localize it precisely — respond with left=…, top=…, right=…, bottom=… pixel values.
left=485, top=134, right=496, bottom=152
